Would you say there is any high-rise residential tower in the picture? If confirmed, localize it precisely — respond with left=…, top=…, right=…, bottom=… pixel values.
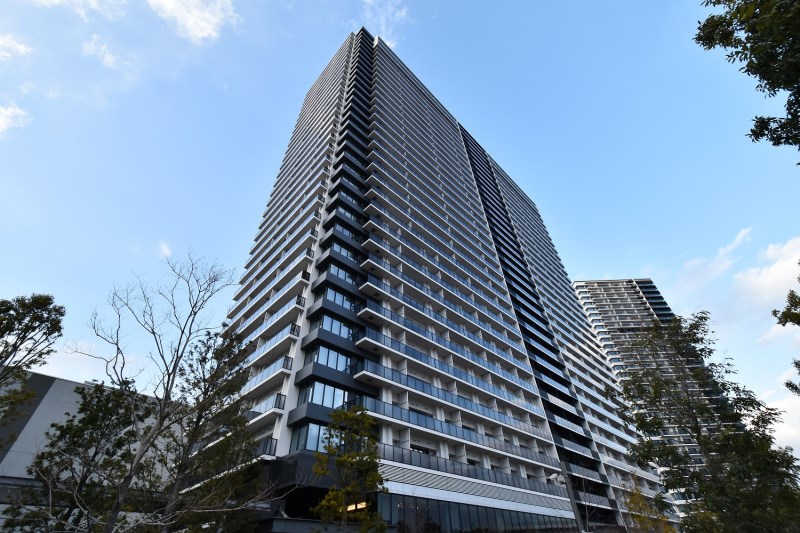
left=572, top=279, right=675, bottom=379
left=572, top=278, right=704, bottom=515
left=228, top=29, right=663, bottom=532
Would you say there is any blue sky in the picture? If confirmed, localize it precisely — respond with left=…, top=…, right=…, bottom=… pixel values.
left=2, top=0, right=799, bottom=451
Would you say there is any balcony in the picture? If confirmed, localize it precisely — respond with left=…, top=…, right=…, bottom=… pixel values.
left=243, top=355, right=293, bottom=399
left=246, top=392, right=287, bottom=432
left=247, top=323, right=301, bottom=367
left=378, top=442, right=569, bottom=499
left=350, top=396, right=560, bottom=469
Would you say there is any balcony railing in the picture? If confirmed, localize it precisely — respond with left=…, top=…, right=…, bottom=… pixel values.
left=357, top=327, right=541, bottom=401
left=246, top=324, right=301, bottom=366
left=249, top=392, right=286, bottom=416
left=242, top=295, right=306, bottom=347
left=256, top=437, right=278, bottom=456
left=364, top=299, right=531, bottom=378
left=243, top=355, right=293, bottom=394
left=378, top=442, right=568, bottom=499
left=349, top=359, right=552, bottom=442
left=349, top=397, right=559, bottom=468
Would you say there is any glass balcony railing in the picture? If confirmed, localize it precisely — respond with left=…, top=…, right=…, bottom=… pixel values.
left=256, top=436, right=278, bottom=456
left=356, top=328, right=544, bottom=416
left=365, top=229, right=510, bottom=321
left=231, top=252, right=312, bottom=319
left=349, top=396, right=560, bottom=468
left=243, top=355, right=293, bottom=394
left=377, top=442, right=569, bottom=499
left=242, top=295, right=305, bottom=347
left=364, top=275, right=523, bottom=354
left=349, top=359, right=552, bottom=442
left=367, top=275, right=524, bottom=353
left=562, top=461, right=603, bottom=482
left=237, top=275, right=308, bottom=333
left=249, top=392, right=286, bottom=416
left=246, top=323, right=301, bottom=366
left=364, top=300, right=532, bottom=381
left=368, top=194, right=504, bottom=295
left=363, top=252, right=517, bottom=332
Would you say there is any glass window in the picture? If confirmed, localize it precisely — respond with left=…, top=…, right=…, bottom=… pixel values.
left=300, top=381, right=350, bottom=409
left=332, top=241, right=358, bottom=261
left=307, top=423, right=321, bottom=452
left=312, top=383, right=324, bottom=405
left=323, top=383, right=335, bottom=407
left=328, top=263, right=355, bottom=283
left=304, top=345, right=351, bottom=371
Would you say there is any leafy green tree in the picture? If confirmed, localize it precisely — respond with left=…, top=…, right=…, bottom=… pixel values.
left=313, top=405, right=386, bottom=533
left=695, top=0, right=800, bottom=157
left=623, top=480, right=674, bottom=533
left=773, top=260, right=800, bottom=395
left=0, top=294, right=65, bottom=421
left=617, top=311, right=800, bottom=532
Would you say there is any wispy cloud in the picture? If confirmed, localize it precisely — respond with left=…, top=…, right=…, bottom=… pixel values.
left=673, top=227, right=751, bottom=297
left=31, top=0, right=128, bottom=21
left=0, top=104, right=32, bottom=137
left=766, top=387, right=800, bottom=453
left=0, top=34, right=32, bottom=61
left=83, top=34, right=117, bottom=69
left=19, top=81, right=37, bottom=96
left=147, top=0, right=239, bottom=45
left=735, top=235, right=800, bottom=307
left=361, top=0, right=409, bottom=48
left=158, top=241, right=172, bottom=258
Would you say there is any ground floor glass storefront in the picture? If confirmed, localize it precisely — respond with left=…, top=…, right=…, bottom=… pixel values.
left=376, top=493, right=579, bottom=532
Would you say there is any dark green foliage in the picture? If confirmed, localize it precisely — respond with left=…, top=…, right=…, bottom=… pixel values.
left=695, top=0, right=800, bottom=157
left=4, top=330, right=267, bottom=532
left=313, top=405, right=386, bottom=533
left=157, top=329, right=264, bottom=532
left=0, top=294, right=65, bottom=420
left=3, top=381, right=154, bottom=532
left=773, top=261, right=800, bottom=395
left=618, top=312, right=800, bottom=532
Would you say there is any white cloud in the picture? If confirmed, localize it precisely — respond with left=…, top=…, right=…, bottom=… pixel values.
left=735, top=235, right=800, bottom=307
left=767, top=391, right=800, bottom=454
left=18, top=82, right=37, bottom=96
left=0, top=104, right=32, bottom=136
left=0, top=34, right=32, bottom=61
left=83, top=35, right=117, bottom=69
left=759, top=322, right=800, bottom=347
left=362, top=0, right=409, bottom=48
left=673, top=228, right=751, bottom=297
left=158, top=241, right=172, bottom=258
left=778, top=365, right=799, bottom=385
left=147, top=0, right=239, bottom=45
left=31, top=0, right=128, bottom=21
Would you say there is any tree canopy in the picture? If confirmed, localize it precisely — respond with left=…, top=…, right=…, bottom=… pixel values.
left=695, top=0, right=800, bottom=157
left=0, top=294, right=65, bottom=423
left=773, top=260, right=800, bottom=395
left=617, top=312, right=800, bottom=532
left=313, top=405, right=386, bottom=533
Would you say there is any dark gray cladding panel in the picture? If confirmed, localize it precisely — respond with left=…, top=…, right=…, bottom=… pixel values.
left=0, top=373, right=56, bottom=464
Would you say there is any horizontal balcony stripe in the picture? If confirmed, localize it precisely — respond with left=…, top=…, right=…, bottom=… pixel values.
left=350, top=359, right=552, bottom=442
left=350, top=397, right=560, bottom=469
left=377, top=443, right=569, bottom=499
left=355, top=328, right=544, bottom=417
